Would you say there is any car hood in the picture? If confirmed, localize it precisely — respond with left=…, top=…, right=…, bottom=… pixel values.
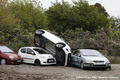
left=83, top=56, right=110, bottom=63
left=5, top=53, right=18, bottom=57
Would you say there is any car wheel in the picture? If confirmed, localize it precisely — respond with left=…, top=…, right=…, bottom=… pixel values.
left=70, top=62, right=73, bottom=67
left=80, top=62, right=85, bottom=70
left=103, top=67, right=111, bottom=71
left=35, top=60, right=41, bottom=66
left=67, top=54, right=71, bottom=67
left=0, top=59, right=6, bottom=65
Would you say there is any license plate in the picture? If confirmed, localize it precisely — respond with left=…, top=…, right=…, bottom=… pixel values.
left=95, top=63, right=104, bottom=65
left=17, top=60, right=21, bottom=62
left=48, top=60, right=54, bottom=62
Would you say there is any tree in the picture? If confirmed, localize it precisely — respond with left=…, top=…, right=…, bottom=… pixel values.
left=0, top=0, right=20, bottom=42
left=46, top=0, right=109, bottom=34
left=72, top=0, right=109, bottom=32
left=46, top=0, right=72, bottom=34
left=109, top=17, right=120, bottom=29
left=94, top=3, right=109, bottom=17
left=9, top=0, right=47, bottom=32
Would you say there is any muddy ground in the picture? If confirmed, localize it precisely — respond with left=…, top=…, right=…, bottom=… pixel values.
left=0, top=64, right=120, bottom=80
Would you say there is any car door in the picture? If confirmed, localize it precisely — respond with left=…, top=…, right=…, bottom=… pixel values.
left=19, top=48, right=27, bottom=62
left=25, top=48, right=36, bottom=64
left=77, top=53, right=82, bottom=67
left=72, top=50, right=80, bottom=66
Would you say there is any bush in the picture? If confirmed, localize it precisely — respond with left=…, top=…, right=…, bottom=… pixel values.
left=61, top=28, right=120, bottom=63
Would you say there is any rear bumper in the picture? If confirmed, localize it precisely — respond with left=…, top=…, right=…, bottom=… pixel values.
left=83, top=63, right=111, bottom=69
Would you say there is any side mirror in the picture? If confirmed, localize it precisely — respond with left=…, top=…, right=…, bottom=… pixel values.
left=32, top=52, right=35, bottom=55
left=79, top=55, right=81, bottom=57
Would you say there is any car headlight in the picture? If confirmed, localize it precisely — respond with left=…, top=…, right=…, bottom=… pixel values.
left=9, top=56, right=16, bottom=59
left=105, top=58, right=110, bottom=63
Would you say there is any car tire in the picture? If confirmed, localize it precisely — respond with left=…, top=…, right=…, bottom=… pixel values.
left=70, top=62, right=73, bottom=67
left=0, top=59, right=6, bottom=65
left=69, top=58, right=73, bottom=67
left=35, top=30, right=44, bottom=35
left=103, top=67, right=111, bottom=71
left=35, top=60, right=41, bottom=66
left=67, top=54, right=71, bottom=67
left=80, top=62, right=85, bottom=70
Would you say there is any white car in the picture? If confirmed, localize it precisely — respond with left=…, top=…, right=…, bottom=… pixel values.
left=18, top=47, right=56, bottom=66
left=71, top=49, right=111, bottom=70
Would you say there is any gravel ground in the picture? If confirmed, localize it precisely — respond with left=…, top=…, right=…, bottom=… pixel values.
left=0, top=64, right=120, bottom=80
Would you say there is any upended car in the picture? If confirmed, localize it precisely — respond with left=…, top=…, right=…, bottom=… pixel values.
left=0, top=46, right=22, bottom=65
left=18, top=47, right=56, bottom=66
left=71, top=49, right=111, bottom=70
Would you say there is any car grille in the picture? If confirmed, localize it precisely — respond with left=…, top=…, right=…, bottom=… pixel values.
left=93, top=61, right=104, bottom=63
left=47, top=59, right=55, bottom=63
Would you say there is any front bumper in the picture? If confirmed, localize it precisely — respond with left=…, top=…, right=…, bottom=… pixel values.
left=40, top=58, right=56, bottom=65
left=6, top=59, right=23, bottom=64
left=83, top=63, right=111, bottom=69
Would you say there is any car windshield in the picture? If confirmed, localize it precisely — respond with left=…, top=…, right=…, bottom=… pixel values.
left=81, top=50, right=102, bottom=57
left=33, top=48, right=49, bottom=54
left=0, top=46, right=14, bottom=53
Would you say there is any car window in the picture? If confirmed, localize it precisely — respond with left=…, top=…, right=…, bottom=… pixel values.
left=27, top=48, right=34, bottom=55
left=21, top=48, right=26, bottom=53
left=33, top=48, right=49, bottom=54
left=0, top=46, right=14, bottom=53
left=81, top=50, right=102, bottom=56
left=73, top=50, right=80, bottom=56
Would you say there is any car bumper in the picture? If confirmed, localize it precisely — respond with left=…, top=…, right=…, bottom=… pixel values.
left=83, top=63, right=111, bottom=69
left=41, top=58, right=56, bottom=65
left=6, top=59, right=23, bottom=64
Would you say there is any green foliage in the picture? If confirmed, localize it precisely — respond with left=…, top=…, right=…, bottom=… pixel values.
left=0, top=0, right=20, bottom=42
left=109, top=17, right=120, bottom=29
left=46, top=1, right=72, bottom=34
left=61, top=28, right=120, bottom=57
left=46, top=0, right=109, bottom=34
left=94, top=3, right=109, bottom=17
left=72, top=0, right=109, bottom=32
left=8, top=28, right=34, bottom=52
left=9, top=0, right=47, bottom=32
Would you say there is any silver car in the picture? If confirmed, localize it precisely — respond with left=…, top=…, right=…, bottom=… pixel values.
left=71, top=49, right=111, bottom=70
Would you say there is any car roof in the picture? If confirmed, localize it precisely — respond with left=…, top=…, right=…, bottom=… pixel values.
left=20, top=47, right=43, bottom=49
left=78, top=49, right=98, bottom=52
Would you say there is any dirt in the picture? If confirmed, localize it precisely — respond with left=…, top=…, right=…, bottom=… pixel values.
left=0, top=64, right=120, bottom=80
